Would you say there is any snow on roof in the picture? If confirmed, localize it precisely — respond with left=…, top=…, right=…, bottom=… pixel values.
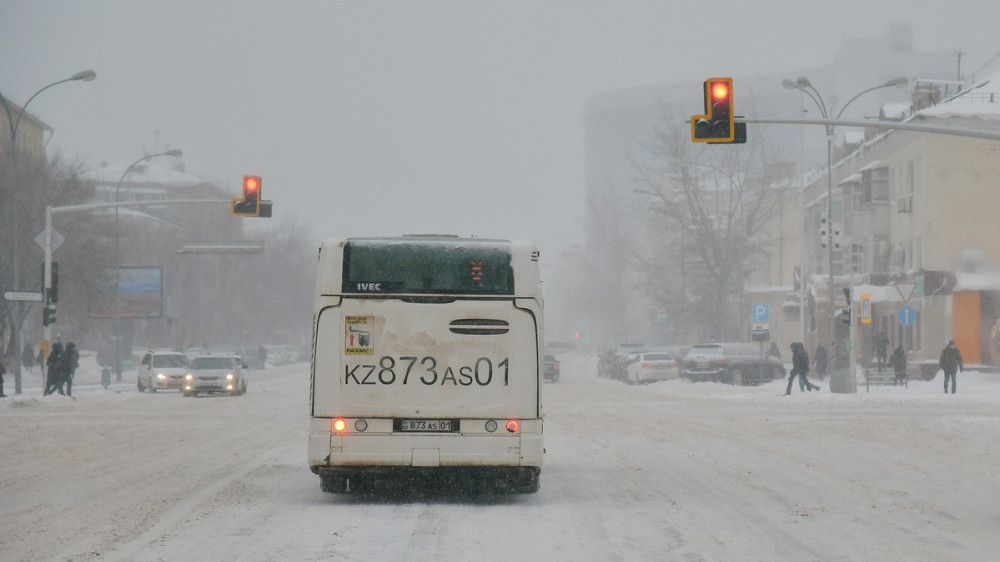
left=83, top=161, right=207, bottom=188
left=915, top=71, right=1000, bottom=121
left=839, top=172, right=861, bottom=185
left=857, top=159, right=883, bottom=172
left=954, top=270, right=1000, bottom=292
left=880, top=102, right=911, bottom=120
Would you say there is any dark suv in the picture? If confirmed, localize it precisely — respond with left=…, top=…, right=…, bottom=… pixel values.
left=682, top=343, right=785, bottom=385
left=544, top=354, right=560, bottom=382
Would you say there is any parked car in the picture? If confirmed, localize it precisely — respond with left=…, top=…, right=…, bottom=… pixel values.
left=182, top=355, right=248, bottom=397
left=624, top=351, right=680, bottom=384
left=238, top=346, right=266, bottom=369
left=682, top=343, right=785, bottom=385
left=137, top=350, right=190, bottom=393
left=597, top=343, right=646, bottom=380
left=544, top=354, right=560, bottom=382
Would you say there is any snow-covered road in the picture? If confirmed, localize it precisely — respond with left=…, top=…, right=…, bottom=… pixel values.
left=2, top=352, right=998, bottom=561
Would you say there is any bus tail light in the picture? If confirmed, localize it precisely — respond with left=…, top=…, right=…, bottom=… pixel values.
left=505, top=420, right=520, bottom=433
left=332, top=418, right=347, bottom=433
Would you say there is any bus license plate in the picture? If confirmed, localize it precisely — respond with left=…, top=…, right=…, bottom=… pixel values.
left=397, top=419, right=455, bottom=432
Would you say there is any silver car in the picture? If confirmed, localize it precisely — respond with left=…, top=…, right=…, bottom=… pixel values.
left=137, top=350, right=190, bottom=393
left=182, top=355, right=248, bottom=397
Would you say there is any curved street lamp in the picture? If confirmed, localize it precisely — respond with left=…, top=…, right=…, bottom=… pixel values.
left=782, top=75, right=908, bottom=377
left=0, top=69, right=96, bottom=394
left=113, top=149, right=183, bottom=380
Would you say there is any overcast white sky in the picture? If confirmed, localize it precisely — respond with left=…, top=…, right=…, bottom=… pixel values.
left=3, top=1, right=1000, bottom=256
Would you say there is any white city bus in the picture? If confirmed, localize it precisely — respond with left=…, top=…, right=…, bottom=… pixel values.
left=308, top=236, right=544, bottom=494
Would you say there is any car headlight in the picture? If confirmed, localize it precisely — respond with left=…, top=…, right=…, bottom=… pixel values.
left=226, top=373, right=234, bottom=380
left=185, top=372, right=194, bottom=381
left=157, top=373, right=167, bottom=380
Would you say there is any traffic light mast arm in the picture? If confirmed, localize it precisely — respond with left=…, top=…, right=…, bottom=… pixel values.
left=736, top=116, right=1000, bottom=141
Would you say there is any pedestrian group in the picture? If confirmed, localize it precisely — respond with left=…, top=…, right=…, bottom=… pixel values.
left=43, top=341, right=79, bottom=397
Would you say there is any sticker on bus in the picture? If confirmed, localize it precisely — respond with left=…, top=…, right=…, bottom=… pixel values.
left=345, top=315, right=374, bottom=355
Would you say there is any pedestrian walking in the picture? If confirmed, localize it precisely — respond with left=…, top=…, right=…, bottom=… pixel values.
left=938, top=340, right=964, bottom=394
left=889, top=345, right=907, bottom=386
left=876, top=331, right=890, bottom=371
left=812, top=344, right=828, bottom=380
left=0, top=356, right=7, bottom=397
left=44, top=342, right=65, bottom=396
left=22, top=343, right=35, bottom=374
left=37, top=348, right=46, bottom=378
left=257, top=345, right=268, bottom=368
left=768, top=342, right=781, bottom=359
left=785, top=342, right=820, bottom=395
left=63, top=342, right=80, bottom=397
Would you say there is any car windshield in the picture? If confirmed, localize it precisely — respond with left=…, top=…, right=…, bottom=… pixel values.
left=191, top=357, right=236, bottom=370
left=152, top=355, right=188, bottom=368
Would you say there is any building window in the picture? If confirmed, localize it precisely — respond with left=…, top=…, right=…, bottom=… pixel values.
left=862, top=168, right=889, bottom=203
left=851, top=243, right=864, bottom=274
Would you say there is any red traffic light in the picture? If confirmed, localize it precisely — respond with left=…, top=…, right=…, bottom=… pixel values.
left=711, top=81, right=730, bottom=102
left=243, top=175, right=261, bottom=202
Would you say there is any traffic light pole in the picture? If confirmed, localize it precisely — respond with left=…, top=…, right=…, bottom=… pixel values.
left=41, top=199, right=231, bottom=363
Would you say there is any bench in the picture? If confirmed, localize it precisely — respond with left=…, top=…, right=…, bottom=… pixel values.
left=863, top=365, right=907, bottom=391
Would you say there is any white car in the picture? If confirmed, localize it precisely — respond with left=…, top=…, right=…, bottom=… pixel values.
left=625, top=352, right=680, bottom=384
left=137, top=350, right=190, bottom=393
left=182, top=355, right=248, bottom=397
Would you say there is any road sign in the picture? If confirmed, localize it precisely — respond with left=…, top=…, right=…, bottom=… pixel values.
left=35, top=228, right=64, bottom=251
left=5, top=291, right=44, bottom=302
left=752, top=304, right=770, bottom=323
left=894, top=282, right=917, bottom=303
left=860, top=294, right=871, bottom=324
left=751, top=303, right=770, bottom=331
left=898, top=305, right=916, bottom=326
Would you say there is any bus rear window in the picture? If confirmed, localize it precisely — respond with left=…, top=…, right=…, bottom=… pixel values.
left=342, top=238, right=515, bottom=295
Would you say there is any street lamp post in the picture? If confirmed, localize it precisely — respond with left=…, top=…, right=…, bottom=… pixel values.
left=782, top=75, right=907, bottom=377
left=1, top=70, right=96, bottom=394
left=113, top=150, right=183, bottom=380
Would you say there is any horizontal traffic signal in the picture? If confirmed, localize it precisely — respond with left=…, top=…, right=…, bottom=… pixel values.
left=232, top=175, right=263, bottom=217
left=691, top=77, right=746, bottom=144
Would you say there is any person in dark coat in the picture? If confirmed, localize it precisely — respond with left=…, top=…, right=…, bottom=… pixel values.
left=876, top=331, right=890, bottom=371
left=812, top=344, right=828, bottom=380
left=22, top=343, right=35, bottom=374
left=938, top=340, right=964, bottom=394
left=44, top=342, right=65, bottom=396
left=786, top=342, right=820, bottom=395
left=0, top=356, right=7, bottom=397
left=63, top=342, right=80, bottom=397
left=889, top=345, right=907, bottom=386
left=767, top=342, right=781, bottom=359
left=37, top=348, right=46, bottom=378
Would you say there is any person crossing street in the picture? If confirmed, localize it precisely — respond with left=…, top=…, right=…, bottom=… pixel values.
left=785, top=342, right=820, bottom=395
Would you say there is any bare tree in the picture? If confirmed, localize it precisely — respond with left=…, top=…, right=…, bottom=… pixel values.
left=1, top=153, right=102, bottom=360
left=632, top=110, right=789, bottom=341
